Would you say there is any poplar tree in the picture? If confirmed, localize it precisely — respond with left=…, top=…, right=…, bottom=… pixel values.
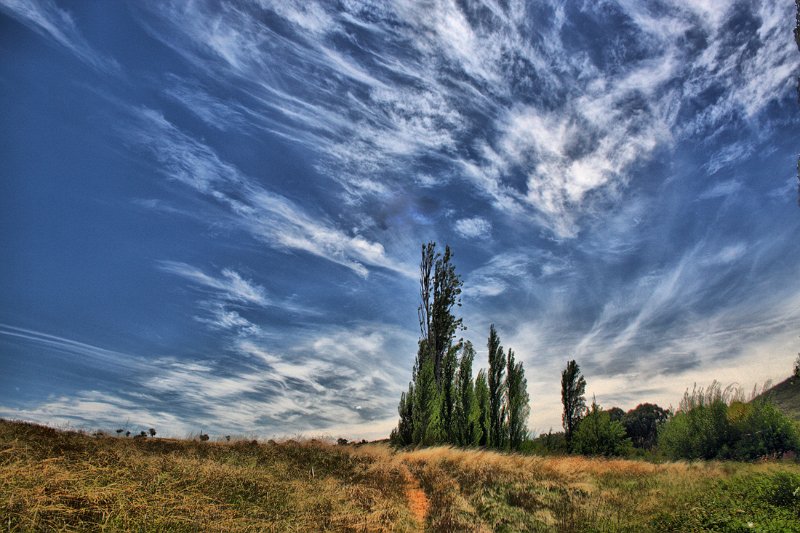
left=394, top=242, right=463, bottom=446
left=413, top=353, right=442, bottom=445
left=475, top=369, right=491, bottom=447
left=561, top=359, right=587, bottom=448
left=505, top=349, right=530, bottom=450
left=487, top=324, right=506, bottom=448
left=454, top=341, right=480, bottom=445
left=440, top=343, right=460, bottom=442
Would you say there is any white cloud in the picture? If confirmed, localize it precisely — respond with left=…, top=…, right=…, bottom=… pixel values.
left=454, top=217, right=491, bottom=239
left=158, top=261, right=268, bottom=306
left=127, top=108, right=413, bottom=279
left=0, top=0, right=117, bottom=72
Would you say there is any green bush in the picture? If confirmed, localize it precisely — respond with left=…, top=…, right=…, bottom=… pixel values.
left=658, top=382, right=800, bottom=460
left=572, top=402, right=631, bottom=457
left=731, top=400, right=800, bottom=460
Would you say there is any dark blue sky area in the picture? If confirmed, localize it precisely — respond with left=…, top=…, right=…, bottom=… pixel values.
left=1, top=0, right=798, bottom=438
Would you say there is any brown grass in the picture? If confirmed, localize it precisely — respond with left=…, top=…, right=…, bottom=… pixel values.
left=2, top=420, right=799, bottom=532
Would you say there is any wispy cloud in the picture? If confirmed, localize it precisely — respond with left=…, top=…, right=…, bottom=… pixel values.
left=454, top=217, right=491, bottom=239
left=1, top=322, right=416, bottom=439
left=131, top=0, right=795, bottom=237
left=157, top=261, right=268, bottom=306
left=0, top=0, right=118, bottom=73
left=126, top=108, right=413, bottom=279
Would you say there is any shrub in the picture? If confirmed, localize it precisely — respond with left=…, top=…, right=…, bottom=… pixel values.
left=571, top=402, right=631, bottom=457
left=731, top=400, right=800, bottom=460
left=658, top=382, right=733, bottom=460
left=658, top=381, right=800, bottom=460
left=524, top=430, right=568, bottom=455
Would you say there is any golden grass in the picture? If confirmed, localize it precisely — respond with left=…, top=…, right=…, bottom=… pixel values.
left=2, top=420, right=799, bottom=532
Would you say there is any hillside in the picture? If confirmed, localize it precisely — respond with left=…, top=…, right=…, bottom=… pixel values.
left=761, top=375, right=800, bottom=422
left=2, top=419, right=800, bottom=532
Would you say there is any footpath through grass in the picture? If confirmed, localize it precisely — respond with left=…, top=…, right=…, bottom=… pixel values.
left=2, top=419, right=800, bottom=531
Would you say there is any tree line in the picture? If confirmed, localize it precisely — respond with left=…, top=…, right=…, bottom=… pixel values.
left=390, top=243, right=529, bottom=450
left=391, top=243, right=800, bottom=461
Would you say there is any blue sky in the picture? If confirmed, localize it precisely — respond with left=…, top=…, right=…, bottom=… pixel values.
left=1, top=0, right=798, bottom=439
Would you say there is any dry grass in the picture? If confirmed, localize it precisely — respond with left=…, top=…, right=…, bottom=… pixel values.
left=2, top=420, right=800, bottom=532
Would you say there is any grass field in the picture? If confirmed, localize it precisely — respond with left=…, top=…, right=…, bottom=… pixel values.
left=2, top=419, right=800, bottom=532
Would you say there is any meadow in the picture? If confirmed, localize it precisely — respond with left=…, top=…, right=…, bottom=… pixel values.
left=2, top=419, right=800, bottom=532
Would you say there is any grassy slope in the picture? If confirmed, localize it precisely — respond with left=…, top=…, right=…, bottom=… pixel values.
left=3, top=420, right=800, bottom=532
left=760, top=375, right=800, bottom=423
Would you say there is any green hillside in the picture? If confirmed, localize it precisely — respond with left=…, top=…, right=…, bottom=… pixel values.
left=761, top=376, right=800, bottom=423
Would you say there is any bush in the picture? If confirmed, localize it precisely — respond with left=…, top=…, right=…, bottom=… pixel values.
left=731, top=400, right=800, bottom=460
left=524, top=430, right=568, bottom=455
left=658, top=382, right=800, bottom=460
left=571, top=402, right=631, bottom=457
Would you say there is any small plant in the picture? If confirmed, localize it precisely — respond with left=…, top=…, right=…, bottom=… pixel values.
left=199, top=433, right=209, bottom=442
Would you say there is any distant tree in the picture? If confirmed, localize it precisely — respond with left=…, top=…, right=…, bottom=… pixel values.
left=505, top=349, right=530, bottom=450
left=148, top=428, right=156, bottom=438
left=199, top=433, right=210, bottom=442
left=115, top=428, right=124, bottom=435
left=125, top=431, right=131, bottom=437
left=475, top=369, right=491, bottom=447
left=794, top=351, right=800, bottom=378
left=572, top=400, right=631, bottom=456
left=454, top=341, right=481, bottom=445
left=391, top=383, right=415, bottom=446
left=622, top=403, right=669, bottom=449
left=487, top=325, right=507, bottom=448
left=139, top=431, right=147, bottom=437
left=606, top=407, right=625, bottom=423
left=561, top=359, right=587, bottom=448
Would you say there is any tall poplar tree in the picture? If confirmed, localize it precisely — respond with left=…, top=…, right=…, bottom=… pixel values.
left=487, top=324, right=506, bottom=448
left=505, top=349, right=530, bottom=450
left=454, top=341, right=480, bottom=445
left=561, top=359, right=587, bottom=448
left=475, top=369, right=491, bottom=447
left=393, top=242, right=463, bottom=446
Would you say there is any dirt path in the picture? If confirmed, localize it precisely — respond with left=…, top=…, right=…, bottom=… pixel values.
left=402, top=467, right=429, bottom=527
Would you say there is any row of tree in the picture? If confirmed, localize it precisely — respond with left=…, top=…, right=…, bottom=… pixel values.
left=390, top=243, right=530, bottom=450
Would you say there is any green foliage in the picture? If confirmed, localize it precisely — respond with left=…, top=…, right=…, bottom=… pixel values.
left=561, top=360, right=586, bottom=448
left=440, top=343, right=460, bottom=443
left=475, top=370, right=491, bottom=447
left=622, top=403, right=669, bottom=449
left=412, top=355, right=443, bottom=445
left=525, top=430, right=568, bottom=455
left=652, top=470, right=800, bottom=532
left=571, top=401, right=631, bottom=457
left=659, top=382, right=800, bottom=460
left=487, top=324, right=506, bottom=449
left=453, top=342, right=481, bottom=446
left=731, top=399, right=800, bottom=460
left=658, top=382, right=733, bottom=460
left=505, top=349, right=530, bottom=450
left=390, top=383, right=414, bottom=446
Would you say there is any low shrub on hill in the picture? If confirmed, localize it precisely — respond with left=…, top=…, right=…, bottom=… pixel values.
left=659, top=382, right=800, bottom=460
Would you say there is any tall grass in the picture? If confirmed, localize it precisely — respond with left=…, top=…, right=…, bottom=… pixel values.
left=3, top=419, right=800, bottom=531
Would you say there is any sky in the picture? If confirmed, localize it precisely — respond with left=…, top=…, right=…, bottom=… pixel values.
left=1, top=0, right=798, bottom=440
